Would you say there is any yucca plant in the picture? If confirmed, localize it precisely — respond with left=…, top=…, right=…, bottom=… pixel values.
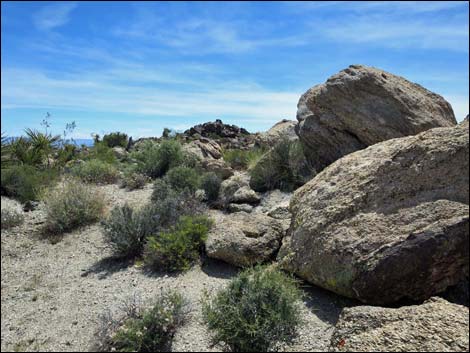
left=25, top=128, right=61, bottom=168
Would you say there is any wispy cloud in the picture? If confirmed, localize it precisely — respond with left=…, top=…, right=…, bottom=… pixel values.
left=33, top=2, right=77, bottom=31
left=1, top=67, right=300, bottom=131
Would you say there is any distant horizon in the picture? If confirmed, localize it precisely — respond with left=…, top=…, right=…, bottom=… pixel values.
left=2, top=1, right=469, bottom=139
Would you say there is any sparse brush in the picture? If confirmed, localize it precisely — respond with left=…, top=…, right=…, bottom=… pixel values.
left=202, top=265, right=303, bottom=352
left=102, top=132, right=128, bottom=148
left=1, top=165, right=59, bottom=203
left=71, top=159, right=119, bottom=184
left=144, top=215, right=212, bottom=272
left=200, top=172, right=221, bottom=202
left=164, top=166, right=200, bottom=193
left=120, top=172, right=149, bottom=190
left=1, top=208, right=24, bottom=229
left=132, top=140, right=184, bottom=178
left=43, top=179, right=105, bottom=235
left=96, top=291, right=190, bottom=352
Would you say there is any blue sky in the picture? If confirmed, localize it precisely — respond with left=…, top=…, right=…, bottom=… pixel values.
left=1, top=1, right=469, bottom=138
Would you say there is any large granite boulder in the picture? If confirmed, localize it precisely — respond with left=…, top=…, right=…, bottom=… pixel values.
left=329, top=297, right=469, bottom=352
left=205, top=212, right=284, bottom=267
left=256, top=119, right=298, bottom=148
left=182, top=137, right=223, bottom=161
left=278, top=123, right=469, bottom=304
left=297, top=64, right=456, bottom=172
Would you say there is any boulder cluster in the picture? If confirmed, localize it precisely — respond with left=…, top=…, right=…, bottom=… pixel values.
left=195, top=64, right=468, bottom=351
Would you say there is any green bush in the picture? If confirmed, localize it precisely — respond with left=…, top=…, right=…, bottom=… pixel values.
left=84, top=142, right=117, bottom=164
left=164, top=166, right=199, bottom=193
left=1, top=165, right=59, bottom=203
left=132, top=140, right=184, bottom=178
left=102, top=132, right=128, bottom=148
left=101, top=204, right=158, bottom=258
left=223, top=148, right=265, bottom=170
left=200, top=172, right=221, bottom=202
left=249, top=139, right=313, bottom=192
left=144, top=215, right=212, bottom=272
left=120, top=172, right=149, bottom=190
left=202, top=266, right=303, bottom=352
left=98, top=291, right=189, bottom=352
left=1, top=208, right=24, bottom=229
left=43, top=180, right=105, bottom=235
left=71, top=159, right=118, bottom=184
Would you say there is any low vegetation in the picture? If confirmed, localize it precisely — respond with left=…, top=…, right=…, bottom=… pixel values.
left=119, top=172, right=149, bottom=190
left=200, top=172, right=221, bottom=202
left=1, top=207, right=24, bottom=229
left=165, top=166, right=200, bottom=193
left=43, top=179, right=105, bottom=235
left=222, top=147, right=265, bottom=170
left=102, top=132, right=128, bottom=148
left=250, top=138, right=313, bottom=192
left=132, top=140, right=184, bottom=178
left=1, top=165, right=59, bottom=203
left=71, top=159, right=119, bottom=184
left=202, top=266, right=303, bottom=352
left=97, top=291, right=189, bottom=352
left=144, top=215, right=212, bottom=272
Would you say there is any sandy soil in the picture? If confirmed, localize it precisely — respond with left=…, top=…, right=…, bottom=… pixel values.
left=1, top=183, right=352, bottom=352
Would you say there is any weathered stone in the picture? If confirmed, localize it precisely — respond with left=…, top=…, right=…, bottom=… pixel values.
left=205, top=212, right=284, bottom=267
left=256, top=119, right=298, bottom=147
left=182, top=138, right=222, bottom=161
left=297, top=64, right=456, bottom=171
left=279, top=124, right=469, bottom=304
left=329, top=297, right=469, bottom=352
left=227, top=203, right=253, bottom=213
left=112, top=146, right=127, bottom=160
left=185, top=119, right=249, bottom=138
left=201, top=159, right=234, bottom=180
left=219, top=172, right=260, bottom=206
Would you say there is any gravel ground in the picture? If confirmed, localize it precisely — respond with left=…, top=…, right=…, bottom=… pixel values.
left=1, top=183, right=351, bottom=352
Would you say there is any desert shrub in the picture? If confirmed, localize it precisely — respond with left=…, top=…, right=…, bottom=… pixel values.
left=71, top=159, right=118, bottom=184
left=97, top=291, right=189, bottom=352
left=1, top=165, right=59, bottom=203
left=102, top=132, right=128, bottom=148
left=200, top=172, right=221, bottom=202
left=132, top=140, right=184, bottom=179
left=101, top=204, right=158, bottom=258
left=223, top=148, right=265, bottom=170
left=164, top=166, right=199, bottom=193
left=144, top=215, right=212, bottom=272
left=120, top=172, right=149, bottom=190
left=151, top=179, right=175, bottom=203
left=202, top=266, right=303, bottom=352
left=43, top=180, right=105, bottom=235
left=85, top=142, right=117, bottom=164
left=1, top=208, right=24, bottom=229
left=56, top=143, right=78, bottom=166
left=249, top=139, right=313, bottom=192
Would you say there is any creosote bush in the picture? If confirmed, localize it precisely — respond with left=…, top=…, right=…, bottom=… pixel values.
left=43, top=180, right=105, bottom=235
left=200, top=172, right=221, bottom=202
left=84, top=142, right=117, bottom=164
left=96, top=291, right=189, bottom=352
left=144, top=215, right=212, bottom=272
left=202, top=266, right=303, bottom=352
left=71, top=159, right=119, bottom=184
left=1, top=165, right=59, bottom=203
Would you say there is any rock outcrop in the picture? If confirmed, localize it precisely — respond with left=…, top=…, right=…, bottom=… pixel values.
left=205, top=212, right=284, bottom=267
left=296, top=64, right=457, bottom=172
left=185, top=119, right=249, bottom=139
left=279, top=123, right=469, bottom=304
left=219, top=173, right=260, bottom=207
left=329, top=297, right=469, bottom=352
left=182, top=137, right=223, bottom=161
